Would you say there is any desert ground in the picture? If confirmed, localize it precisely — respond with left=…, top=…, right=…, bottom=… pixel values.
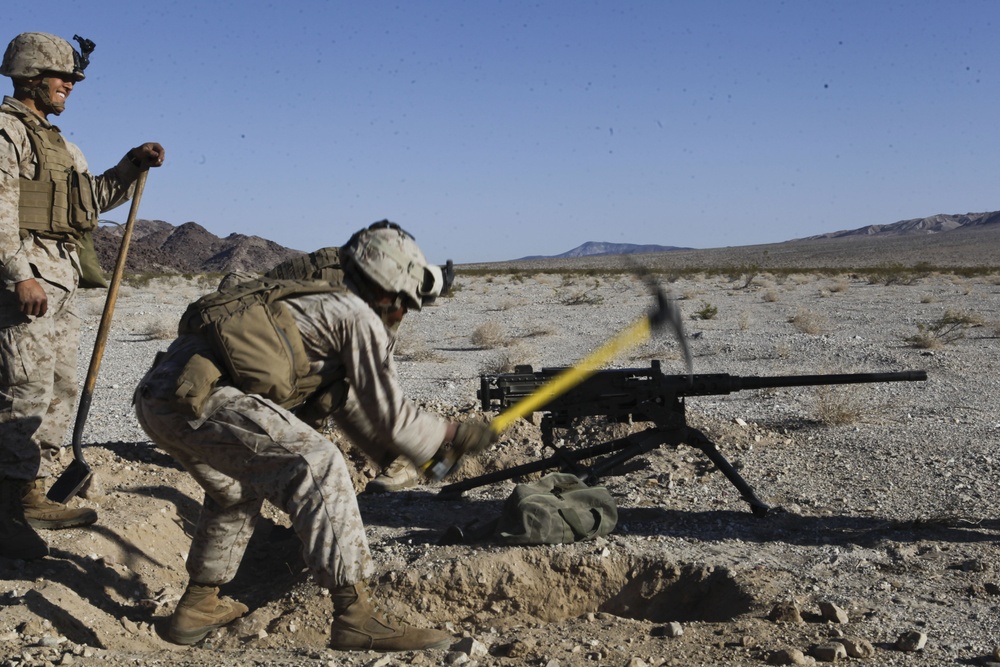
left=2, top=257, right=1000, bottom=667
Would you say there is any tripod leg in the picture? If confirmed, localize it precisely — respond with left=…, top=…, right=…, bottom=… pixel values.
left=686, top=427, right=771, bottom=517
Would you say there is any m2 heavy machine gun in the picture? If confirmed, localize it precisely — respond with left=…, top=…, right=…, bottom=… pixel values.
left=441, top=362, right=927, bottom=517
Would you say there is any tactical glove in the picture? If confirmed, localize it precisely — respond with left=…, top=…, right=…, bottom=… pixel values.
left=452, top=420, right=496, bottom=456
left=422, top=419, right=497, bottom=481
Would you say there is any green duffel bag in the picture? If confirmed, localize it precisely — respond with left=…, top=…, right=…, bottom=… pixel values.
left=496, top=472, right=618, bottom=545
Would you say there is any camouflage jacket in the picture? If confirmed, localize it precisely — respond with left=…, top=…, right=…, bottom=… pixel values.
left=0, top=96, right=140, bottom=288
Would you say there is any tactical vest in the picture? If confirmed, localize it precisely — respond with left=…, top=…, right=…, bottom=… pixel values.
left=176, top=277, right=348, bottom=415
left=1, top=102, right=98, bottom=239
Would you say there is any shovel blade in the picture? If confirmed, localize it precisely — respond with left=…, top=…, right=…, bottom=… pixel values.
left=46, top=458, right=92, bottom=504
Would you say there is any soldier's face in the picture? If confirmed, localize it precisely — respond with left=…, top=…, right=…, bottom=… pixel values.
left=41, top=73, right=74, bottom=114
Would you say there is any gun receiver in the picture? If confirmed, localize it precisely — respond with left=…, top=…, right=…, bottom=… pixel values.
left=441, top=361, right=927, bottom=517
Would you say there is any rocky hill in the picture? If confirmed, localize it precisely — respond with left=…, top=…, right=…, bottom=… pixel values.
left=92, top=220, right=304, bottom=275
left=90, top=210, right=1000, bottom=277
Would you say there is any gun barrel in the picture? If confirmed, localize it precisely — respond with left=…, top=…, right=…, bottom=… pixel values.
left=696, top=370, right=928, bottom=395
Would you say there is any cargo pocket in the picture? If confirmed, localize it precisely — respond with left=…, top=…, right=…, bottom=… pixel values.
left=173, top=353, right=223, bottom=419
left=0, top=326, right=34, bottom=386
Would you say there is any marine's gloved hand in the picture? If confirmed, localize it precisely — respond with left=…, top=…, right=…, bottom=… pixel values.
left=127, top=142, right=166, bottom=169
left=421, top=419, right=498, bottom=481
left=452, top=420, right=497, bottom=456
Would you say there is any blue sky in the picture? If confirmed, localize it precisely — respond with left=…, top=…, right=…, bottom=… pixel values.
left=6, top=1, right=999, bottom=263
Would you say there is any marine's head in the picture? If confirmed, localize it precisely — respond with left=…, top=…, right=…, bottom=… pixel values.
left=342, top=221, right=453, bottom=325
left=1, top=32, right=94, bottom=116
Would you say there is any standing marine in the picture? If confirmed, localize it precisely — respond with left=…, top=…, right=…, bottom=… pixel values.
left=0, top=32, right=165, bottom=561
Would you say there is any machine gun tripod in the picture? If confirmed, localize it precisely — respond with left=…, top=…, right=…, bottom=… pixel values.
left=440, top=360, right=927, bottom=517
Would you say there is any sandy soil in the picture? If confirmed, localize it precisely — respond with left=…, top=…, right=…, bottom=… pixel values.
left=2, top=266, right=1000, bottom=667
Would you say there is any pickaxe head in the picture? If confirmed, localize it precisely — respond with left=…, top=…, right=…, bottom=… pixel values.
left=647, top=283, right=693, bottom=376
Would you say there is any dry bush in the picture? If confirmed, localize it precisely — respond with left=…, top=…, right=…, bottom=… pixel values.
left=920, top=293, right=938, bottom=304
left=773, top=343, right=791, bottom=359
left=814, top=385, right=864, bottom=426
left=680, top=289, right=699, bottom=301
left=827, top=279, right=849, bottom=293
left=693, top=302, right=718, bottom=320
left=394, top=336, right=444, bottom=363
left=762, top=289, right=779, bottom=303
left=739, top=310, right=753, bottom=331
left=479, top=342, right=535, bottom=374
left=562, top=290, right=604, bottom=306
left=471, top=320, right=510, bottom=349
left=140, top=316, right=177, bottom=340
left=907, top=309, right=984, bottom=348
left=789, top=308, right=826, bottom=335
left=495, top=298, right=523, bottom=312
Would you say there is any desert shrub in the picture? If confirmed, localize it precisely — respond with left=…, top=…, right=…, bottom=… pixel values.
left=762, top=289, right=779, bottom=303
left=827, top=279, right=849, bottom=293
left=141, top=317, right=177, bottom=341
left=738, top=310, right=752, bottom=331
left=394, top=337, right=443, bottom=362
left=562, top=289, right=604, bottom=306
left=789, top=308, right=826, bottom=335
left=814, top=385, right=864, bottom=426
left=478, top=343, right=534, bottom=374
left=907, top=309, right=984, bottom=348
left=920, top=293, right=938, bottom=304
left=693, top=302, right=718, bottom=320
left=471, top=321, right=510, bottom=349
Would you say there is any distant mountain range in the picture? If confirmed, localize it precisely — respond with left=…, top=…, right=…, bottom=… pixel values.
left=91, top=211, right=1000, bottom=275
left=798, top=210, right=1000, bottom=240
left=517, top=241, right=691, bottom=260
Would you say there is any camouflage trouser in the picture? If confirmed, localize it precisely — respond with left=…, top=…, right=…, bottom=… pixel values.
left=0, top=277, right=80, bottom=481
left=134, top=359, right=374, bottom=589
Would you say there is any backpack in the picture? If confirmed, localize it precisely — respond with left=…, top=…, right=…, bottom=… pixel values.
left=175, top=277, right=346, bottom=414
left=264, top=246, right=344, bottom=283
left=495, top=472, right=618, bottom=545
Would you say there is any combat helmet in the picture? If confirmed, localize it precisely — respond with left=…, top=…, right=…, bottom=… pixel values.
left=1, top=32, right=92, bottom=81
left=342, top=221, right=453, bottom=311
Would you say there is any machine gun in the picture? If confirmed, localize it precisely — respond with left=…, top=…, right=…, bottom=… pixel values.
left=441, top=361, right=927, bottom=517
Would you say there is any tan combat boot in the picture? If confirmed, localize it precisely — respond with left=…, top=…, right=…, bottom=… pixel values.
left=365, top=457, right=420, bottom=493
left=167, top=583, right=249, bottom=645
left=0, top=479, right=49, bottom=560
left=22, top=478, right=97, bottom=530
left=329, top=582, right=452, bottom=651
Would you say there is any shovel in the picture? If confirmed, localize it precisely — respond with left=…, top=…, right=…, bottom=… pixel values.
left=47, top=170, right=148, bottom=504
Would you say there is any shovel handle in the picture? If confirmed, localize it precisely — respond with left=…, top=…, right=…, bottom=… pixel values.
left=71, top=170, right=148, bottom=456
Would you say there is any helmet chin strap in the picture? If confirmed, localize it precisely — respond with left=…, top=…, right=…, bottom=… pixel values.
left=17, top=77, right=65, bottom=115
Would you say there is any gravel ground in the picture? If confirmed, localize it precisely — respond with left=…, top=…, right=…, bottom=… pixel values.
left=1, top=267, right=999, bottom=667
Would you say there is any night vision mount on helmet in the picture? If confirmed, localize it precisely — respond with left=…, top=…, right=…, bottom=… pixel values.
left=0, top=32, right=94, bottom=81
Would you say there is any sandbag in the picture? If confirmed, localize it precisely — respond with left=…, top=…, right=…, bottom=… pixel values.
left=496, top=472, right=618, bottom=545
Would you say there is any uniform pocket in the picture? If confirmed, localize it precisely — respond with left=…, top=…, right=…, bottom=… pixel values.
left=0, top=325, right=35, bottom=386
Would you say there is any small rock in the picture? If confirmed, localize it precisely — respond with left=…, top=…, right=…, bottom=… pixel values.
left=994, top=646, right=1000, bottom=661
left=833, top=637, right=875, bottom=659
left=625, top=659, right=648, bottom=667
left=819, top=601, right=849, bottom=624
left=895, top=630, right=927, bottom=652
left=812, top=642, right=846, bottom=662
left=664, top=622, right=683, bottom=638
left=767, top=647, right=813, bottom=665
left=451, top=636, right=487, bottom=659
left=769, top=601, right=804, bottom=624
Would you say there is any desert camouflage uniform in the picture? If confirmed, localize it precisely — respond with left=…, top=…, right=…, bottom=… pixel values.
left=0, top=95, right=141, bottom=482
left=134, top=290, right=447, bottom=588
